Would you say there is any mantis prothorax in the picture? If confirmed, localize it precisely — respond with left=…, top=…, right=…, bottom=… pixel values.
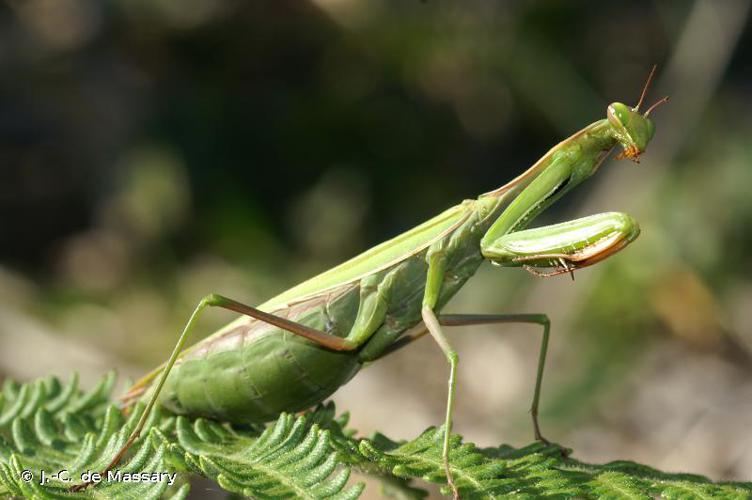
left=73, top=67, right=667, bottom=497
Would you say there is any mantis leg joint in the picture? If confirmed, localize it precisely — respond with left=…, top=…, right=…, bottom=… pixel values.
left=446, top=350, right=459, bottom=364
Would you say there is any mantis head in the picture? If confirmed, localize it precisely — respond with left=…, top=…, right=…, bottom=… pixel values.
left=607, top=66, right=668, bottom=163
left=607, top=101, right=661, bottom=162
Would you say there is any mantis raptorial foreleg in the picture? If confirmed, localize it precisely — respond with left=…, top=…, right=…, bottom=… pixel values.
left=482, top=212, right=640, bottom=275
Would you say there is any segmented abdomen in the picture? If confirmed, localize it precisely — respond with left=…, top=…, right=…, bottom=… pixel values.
left=159, top=285, right=363, bottom=423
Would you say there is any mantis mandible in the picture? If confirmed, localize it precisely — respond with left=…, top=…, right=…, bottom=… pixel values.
left=74, top=68, right=667, bottom=497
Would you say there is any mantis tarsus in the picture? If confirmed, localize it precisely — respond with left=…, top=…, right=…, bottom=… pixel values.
left=73, top=68, right=667, bottom=497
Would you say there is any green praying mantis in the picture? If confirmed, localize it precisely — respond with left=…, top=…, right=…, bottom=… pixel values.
left=74, top=68, right=668, bottom=497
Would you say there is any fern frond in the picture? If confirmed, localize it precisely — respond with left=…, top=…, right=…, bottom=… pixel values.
left=152, top=409, right=365, bottom=500
left=0, top=373, right=182, bottom=499
left=559, top=457, right=752, bottom=500
left=0, top=372, right=115, bottom=429
left=2, top=372, right=750, bottom=500
left=0, top=437, right=178, bottom=499
left=360, top=427, right=752, bottom=499
left=359, top=427, right=509, bottom=498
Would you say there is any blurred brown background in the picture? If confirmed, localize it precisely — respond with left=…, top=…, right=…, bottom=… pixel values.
left=1, top=0, right=751, bottom=497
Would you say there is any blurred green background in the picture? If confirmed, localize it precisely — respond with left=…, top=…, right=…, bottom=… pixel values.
left=1, top=0, right=751, bottom=496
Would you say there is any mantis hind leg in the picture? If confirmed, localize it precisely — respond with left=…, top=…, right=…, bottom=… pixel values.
left=72, top=293, right=356, bottom=492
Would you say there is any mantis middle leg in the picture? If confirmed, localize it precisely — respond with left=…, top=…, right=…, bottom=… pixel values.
left=376, top=313, right=553, bottom=442
left=421, top=309, right=553, bottom=498
left=439, top=313, right=551, bottom=443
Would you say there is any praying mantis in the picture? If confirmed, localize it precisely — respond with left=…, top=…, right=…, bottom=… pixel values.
left=74, top=68, right=667, bottom=497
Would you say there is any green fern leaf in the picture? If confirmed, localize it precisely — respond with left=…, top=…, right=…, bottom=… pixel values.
left=359, top=427, right=511, bottom=498
left=2, top=371, right=751, bottom=499
left=153, top=410, right=365, bottom=499
left=0, top=373, right=182, bottom=499
left=0, top=434, right=172, bottom=499
left=360, top=427, right=752, bottom=499
left=305, top=403, right=428, bottom=499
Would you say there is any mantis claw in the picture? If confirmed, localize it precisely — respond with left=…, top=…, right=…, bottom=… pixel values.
left=534, top=433, right=572, bottom=459
left=521, top=263, right=576, bottom=279
left=558, top=257, right=575, bottom=281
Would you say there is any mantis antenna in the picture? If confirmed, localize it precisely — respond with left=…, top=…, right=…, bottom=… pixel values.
left=634, top=64, right=657, bottom=111
left=644, top=96, right=670, bottom=117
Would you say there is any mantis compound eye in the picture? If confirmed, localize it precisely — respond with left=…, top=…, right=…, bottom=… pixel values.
left=607, top=102, right=632, bottom=129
